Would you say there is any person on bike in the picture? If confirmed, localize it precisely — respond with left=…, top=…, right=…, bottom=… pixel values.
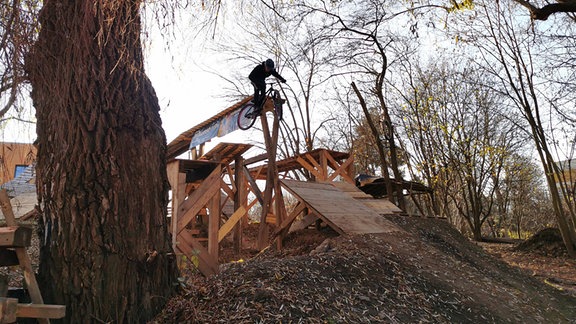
left=249, top=59, right=286, bottom=113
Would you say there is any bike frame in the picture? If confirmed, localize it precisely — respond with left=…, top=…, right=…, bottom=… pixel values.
left=237, top=81, right=284, bottom=130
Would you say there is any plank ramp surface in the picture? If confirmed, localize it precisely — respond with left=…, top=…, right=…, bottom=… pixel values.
left=331, top=182, right=403, bottom=215
left=281, top=180, right=402, bottom=234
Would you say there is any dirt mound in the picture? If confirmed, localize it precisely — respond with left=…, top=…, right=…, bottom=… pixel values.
left=152, top=216, right=576, bottom=323
left=515, top=228, right=568, bottom=257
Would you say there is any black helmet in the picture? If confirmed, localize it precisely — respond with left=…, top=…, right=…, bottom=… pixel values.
left=265, top=59, right=275, bottom=69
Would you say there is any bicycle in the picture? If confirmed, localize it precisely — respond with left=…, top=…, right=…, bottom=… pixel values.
left=237, top=82, right=284, bottom=131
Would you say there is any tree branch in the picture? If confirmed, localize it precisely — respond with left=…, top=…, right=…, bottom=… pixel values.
left=513, top=0, right=576, bottom=20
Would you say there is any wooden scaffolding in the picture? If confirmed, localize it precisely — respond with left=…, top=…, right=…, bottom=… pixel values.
left=165, top=97, right=402, bottom=276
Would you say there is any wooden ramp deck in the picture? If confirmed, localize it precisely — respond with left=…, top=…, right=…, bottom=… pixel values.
left=280, top=180, right=402, bottom=235
left=331, top=182, right=404, bottom=215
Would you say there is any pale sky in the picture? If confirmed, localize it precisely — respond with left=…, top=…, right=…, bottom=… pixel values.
left=0, top=24, right=254, bottom=155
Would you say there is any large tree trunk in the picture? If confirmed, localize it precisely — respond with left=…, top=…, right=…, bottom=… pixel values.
left=25, top=1, right=178, bottom=322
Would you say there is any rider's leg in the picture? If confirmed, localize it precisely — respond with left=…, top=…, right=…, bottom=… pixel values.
left=253, top=81, right=266, bottom=108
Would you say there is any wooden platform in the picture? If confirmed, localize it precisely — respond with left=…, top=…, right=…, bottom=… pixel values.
left=281, top=180, right=402, bottom=235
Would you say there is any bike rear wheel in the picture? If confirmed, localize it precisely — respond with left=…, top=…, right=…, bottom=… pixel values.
left=237, top=103, right=258, bottom=130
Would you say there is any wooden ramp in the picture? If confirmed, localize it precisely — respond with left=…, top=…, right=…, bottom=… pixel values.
left=281, top=180, right=402, bottom=235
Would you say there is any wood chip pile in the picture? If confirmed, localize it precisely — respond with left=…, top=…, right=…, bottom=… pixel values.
left=153, top=216, right=576, bottom=323
left=155, top=236, right=494, bottom=323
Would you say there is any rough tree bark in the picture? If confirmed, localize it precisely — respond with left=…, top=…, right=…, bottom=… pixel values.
left=25, top=1, right=178, bottom=322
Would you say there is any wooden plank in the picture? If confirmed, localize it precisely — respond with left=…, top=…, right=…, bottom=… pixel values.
left=177, top=232, right=218, bottom=276
left=220, top=178, right=235, bottom=200
left=295, top=156, right=323, bottom=180
left=331, top=182, right=374, bottom=199
left=0, top=297, right=17, bottom=323
left=16, top=304, right=66, bottom=319
left=359, top=199, right=403, bottom=215
left=274, top=202, right=306, bottom=236
left=0, top=189, right=50, bottom=324
left=320, top=150, right=328, bottom=180
left=289, top=212, right=320, bottom=233
left=243, top=166, right=264, bottom=205
left=208, top=195, right=220, bottom=258
left=257, top=113, right=274, bottom=250
left=331, top=182, right=402, bottom=214
left=280, top=181, right=402, bottom=234
left=176, top=166, right=221, bottom=234
left=233, top=156, right=246, bottom=253
left=323, top=150, right=343, bottom=172
left=0, top=227, right=32, bottom=247
left=303, top=153, right=323, bottom=178
left=218, top=206, right=246, bottom=243
left=168, top=159, right=187, bottom=249
left=327, top=155, right=355, bottom=183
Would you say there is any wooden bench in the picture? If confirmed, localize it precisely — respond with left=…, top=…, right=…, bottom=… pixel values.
left=0, top=190, right=65, bottom=323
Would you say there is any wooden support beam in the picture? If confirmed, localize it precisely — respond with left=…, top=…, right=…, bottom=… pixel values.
left=220, top=178, right=235, bottom=200
left=274, top=202, right=306, bottom=236
left=247, top=198, right=258, bottom=211
left=176, top=166, right=221, bottom=234
left=304, top=153, right=323, bottom=176
left=0, top=297, right=16, bottom=323
left=257, top=111, right=275, bottom=250
left=320, top=150, right=328, bottom=180
left=16, top=304, right=66, bottom=320
left=324, top=151, right=343, bottom=173
left=327, top=155, right=355, bottom=183
left=243, top=166, right=264, bottom=205
left=234, top=156, right=246, bottom=253
left=177, top=232, right=218, bottom=276
left=218, top=206, right=247, bottom=243
left=296, top=156, right=323, bottom=180
left=288, top=212, right=320, bottom=233
left=0, top=227, right=32, bottom=247
left=243, top=153, right=267, bottom=166
left=225, top=164, right=237, bottom=194
left=167, top=160, right=187, bottom=249
left=208, top=195, right=220, bottom=259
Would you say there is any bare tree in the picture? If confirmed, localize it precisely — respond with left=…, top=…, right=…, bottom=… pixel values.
left=0, top=0, right=37, bottom=125
left=394, top=59, right=523, bottom=240
left=461, top=0, right=576, bottom=254
left=498, top=154, right=553, bottom=239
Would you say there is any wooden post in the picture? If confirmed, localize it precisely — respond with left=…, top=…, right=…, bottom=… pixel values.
left=208, top=183, right=221, bottom=261
left=233, top=156, right=246, bottom=254
left=270, top=115, right=286, bottom=250
left=167, top=160, right=186, bottom=250
left=320, top=150, right=328, bottom=181
left=256, top=101, right=284, bottom=250
left=257, top=112, right=273, bottom=250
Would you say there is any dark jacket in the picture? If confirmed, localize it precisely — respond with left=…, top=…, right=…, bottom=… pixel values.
left=249, top=62, right=286, bottom=84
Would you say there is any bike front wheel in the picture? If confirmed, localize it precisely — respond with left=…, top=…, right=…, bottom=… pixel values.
left=237, top=103, right=258, bottom=130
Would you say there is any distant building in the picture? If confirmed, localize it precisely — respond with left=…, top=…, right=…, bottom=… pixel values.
left=0, top=142, right=36, bottom=184
left=555, top=159, right=576, bottom=194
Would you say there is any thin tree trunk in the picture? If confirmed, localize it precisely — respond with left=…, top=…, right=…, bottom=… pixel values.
left=351, top=82, right=394, bottom=204
left=26, top=1, right=178, bottom=322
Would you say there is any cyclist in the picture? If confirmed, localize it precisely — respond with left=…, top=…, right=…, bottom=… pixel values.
left=248, top=59, right=286, bottom=114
